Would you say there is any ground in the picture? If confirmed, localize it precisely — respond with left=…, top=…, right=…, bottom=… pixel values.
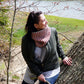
left=0, top=31, right=83, bottom=84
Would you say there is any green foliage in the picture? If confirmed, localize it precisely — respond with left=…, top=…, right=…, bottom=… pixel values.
left=0, top=26, right=10, bottom=41
left=0, top=0, right=4, bottom=2
left=0, top=62, right=5, bottom=70
left=13, top=29, right=25, bottom=45
left=0, top=0, right=10, bottom=44
left=0, top=0, right=9, bottom=26
left=12, top=75, right=20, bottom=80
left=60, top=39, right=73, bottom=53
left=0, top=15, right=8, bottom=25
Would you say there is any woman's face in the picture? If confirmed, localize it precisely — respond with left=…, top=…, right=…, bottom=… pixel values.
left=34, top=14, right=48, bottom=30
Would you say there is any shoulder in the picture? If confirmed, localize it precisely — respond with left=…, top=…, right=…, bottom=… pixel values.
left=22, top=34, right=31, bottom=42
left=50, top=27, right=57, bottom=34
left=22, top=34, right=28, bottom=40
left=22, top=34, right=35, bottom=45
left=22, top=34, right=30, bottom=46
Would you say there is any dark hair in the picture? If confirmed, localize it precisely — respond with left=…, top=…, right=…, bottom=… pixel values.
left=25, top=11, right=42, bottom=38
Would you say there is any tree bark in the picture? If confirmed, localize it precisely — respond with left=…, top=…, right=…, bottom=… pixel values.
left=55, top=32, right=84, bottom=84
left=35, top=33, right=84, bottom=84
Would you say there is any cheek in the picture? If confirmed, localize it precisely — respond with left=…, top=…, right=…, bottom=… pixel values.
left=42, top=22, right=46, bottom=25
left=40, top=23, right=45, bottom=27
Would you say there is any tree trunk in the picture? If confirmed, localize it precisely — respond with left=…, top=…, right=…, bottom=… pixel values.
left=55, top=32, right=84, bottom=84
left=35, top=33, right=84, bottom=84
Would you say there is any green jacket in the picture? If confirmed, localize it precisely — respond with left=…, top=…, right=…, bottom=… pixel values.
left=21, top=28, right=66, bottom=76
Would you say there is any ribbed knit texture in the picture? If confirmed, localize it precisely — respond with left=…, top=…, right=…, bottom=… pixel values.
left=32, top=27, right=51, bottom=47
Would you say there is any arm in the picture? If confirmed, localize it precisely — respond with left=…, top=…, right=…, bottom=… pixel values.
left=55, top=30, right=66, bottom=60
left=55, top=29, right=72, bottom=65
left=21, top=36, right=43, bottom=76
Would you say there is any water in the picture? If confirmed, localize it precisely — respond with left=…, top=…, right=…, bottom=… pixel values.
left=7, top=0, right=84, bottom=20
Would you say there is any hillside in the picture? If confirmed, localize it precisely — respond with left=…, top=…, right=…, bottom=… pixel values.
left=0, top=10, right=84, bottom=83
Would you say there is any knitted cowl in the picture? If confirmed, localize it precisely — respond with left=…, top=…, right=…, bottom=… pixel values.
left=32, top=27, right=51, bottom=47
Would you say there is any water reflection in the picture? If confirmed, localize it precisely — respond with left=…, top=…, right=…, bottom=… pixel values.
left=5, top=0, right=84, bottom=20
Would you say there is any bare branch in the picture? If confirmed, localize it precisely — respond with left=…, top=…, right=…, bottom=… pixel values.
left=16, top=1, right=40, bottom=10
left=11, top=46, right=21, bottom=52
left=7, top=0, right=17, bottom=84
left=58, top=32, right=74, bottom=43
left=12, top=25, right=24, bottom=34
left=11, top=66, right=26, bottom=75
left=12, top=51, right=21, bottom=58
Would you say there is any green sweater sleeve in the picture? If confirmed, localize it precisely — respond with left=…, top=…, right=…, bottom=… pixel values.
left=55, top=29, right=66, bottom=60
left=21, top=36, right=43, bottom=76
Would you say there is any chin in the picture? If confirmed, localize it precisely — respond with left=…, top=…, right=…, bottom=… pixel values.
left=45, top=25, right=48, bottom=27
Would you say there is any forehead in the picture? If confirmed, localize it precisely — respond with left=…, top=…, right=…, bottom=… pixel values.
left=39, top=14, right=45, bottom=21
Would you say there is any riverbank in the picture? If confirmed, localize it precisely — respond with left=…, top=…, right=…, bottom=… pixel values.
left=6, top=10, right=84, bottom=52
left=0, top=9, right=84, bottom=84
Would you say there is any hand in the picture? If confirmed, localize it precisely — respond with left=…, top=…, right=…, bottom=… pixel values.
left=63, top=57, right=72, bottom=66
left=38, top=74, right=46, bottom=82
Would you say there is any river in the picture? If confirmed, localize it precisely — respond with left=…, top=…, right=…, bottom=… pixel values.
left=7, top=0, right=84, bottom=20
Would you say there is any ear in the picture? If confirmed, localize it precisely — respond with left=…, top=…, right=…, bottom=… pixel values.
left=34, top=24, right=38, bottom=28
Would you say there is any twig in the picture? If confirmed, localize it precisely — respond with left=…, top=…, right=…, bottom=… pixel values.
left=12, top=51, right=21, bottom=58
left=11, top=66, right=27, bottom=74
left=7, top=0, right=16, bottom=84
left=58, top=32, right=74, bottom=43
left=12, top=25, right=24, bottom=34
left=11, top=46, right=21, bottom=52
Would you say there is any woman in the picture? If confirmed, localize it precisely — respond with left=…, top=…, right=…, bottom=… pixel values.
left=21, top=11, right=72, bottom=84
